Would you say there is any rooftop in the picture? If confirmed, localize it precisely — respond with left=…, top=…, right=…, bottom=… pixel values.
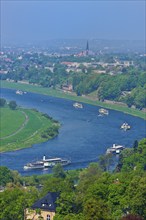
left=31, top=192, right=60, bottom=212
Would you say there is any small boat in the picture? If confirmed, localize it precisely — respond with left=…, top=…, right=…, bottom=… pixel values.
left=106, top=144, right=125, bottom=154
left=16, top=90, right=23, bottom=95
left=99, top=108, right=109, bottom=115
left=23, top=155, right=71, bottom=170
left=121, top=122, right=131, bottom=131
left=73, top=102, right=83, bottom=109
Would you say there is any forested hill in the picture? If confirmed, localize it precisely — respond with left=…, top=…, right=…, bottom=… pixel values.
left=0, top=138, right=146, bottom=219
left=72, top=69, right=146, bottom=109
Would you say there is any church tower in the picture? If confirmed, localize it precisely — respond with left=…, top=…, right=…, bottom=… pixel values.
left=86, top=40, right=89, bottom=56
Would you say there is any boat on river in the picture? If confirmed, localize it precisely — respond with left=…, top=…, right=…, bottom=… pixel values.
left=106, top=144, right=125, bottom=154
left=23, top=161, right=44, bottom=170
left=73, top=102, right=83, bottom=109
left=121, top=122, right=131, bottom=131
left=16, top=90, right=27, bottom=95
left=99, top=108, right=109, bottom=115
left=23, top=155, right=71, bottom=170
left=16, top=90, right=23, bottom=95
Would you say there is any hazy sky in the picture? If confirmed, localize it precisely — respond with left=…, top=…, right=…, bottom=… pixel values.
left=1, top=1, right=145, bottom=44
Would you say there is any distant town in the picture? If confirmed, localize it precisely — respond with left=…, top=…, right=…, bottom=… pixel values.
left=1, top=39, right=146, bottom=110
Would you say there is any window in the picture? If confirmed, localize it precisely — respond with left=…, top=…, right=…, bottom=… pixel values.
left=46, top=214, right=50, bottom=220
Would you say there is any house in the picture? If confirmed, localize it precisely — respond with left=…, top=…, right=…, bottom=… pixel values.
left=62, top=84, right=73, bottom=92
left=25, top=192, right=59, bottom=220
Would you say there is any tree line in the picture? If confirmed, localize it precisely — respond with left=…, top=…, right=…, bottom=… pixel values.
left=1, top=63, right=146, bottom=109
left=72, top=69, right=146, bottom=109
left=0, top=98, right=17, bottom=110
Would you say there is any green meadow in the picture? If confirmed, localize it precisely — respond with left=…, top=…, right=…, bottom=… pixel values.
left=0, top=108, right=26, bottom=137
left=1, top=80, right=146, bottom=120
left=0, top=107, right=59, bottom=152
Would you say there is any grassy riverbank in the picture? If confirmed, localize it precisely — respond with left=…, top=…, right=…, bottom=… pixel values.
left=1, top=80, right=146, bottom=120
left=0, top=108, right=26, bottom=137
left=0, top=106, right=60, bottom=152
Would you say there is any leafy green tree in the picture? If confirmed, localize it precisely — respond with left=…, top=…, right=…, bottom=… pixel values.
left=98, top=153, right=113, bottom=171
left=0, top=98, right=6, bottom=107
left=41, top=177, right=69, bottom=196
left=133, top=140, right=138, bottom=153
left=119, top=139, right=146, bottom=172
left=54, top=213, right=85, bottom=220
left=56, top=191, right=76, bottom=215
left=11, top=170, right=22, bottom=185
left=108, top=181, right=127, bottom=218
left=83, top=198, right=111, bottom=220
left=0, top=187, right=38, bottom=220
left=134, top=89, right=146, bottom=109
left=124, top=176, right=146, bottom=218
left=53, top=164, right=66, bottom=179
left=0, top=166, right=13, bottom=186
left=8, top=100, right=17, bottom=110
left=77, top=163, right=103, bottom=195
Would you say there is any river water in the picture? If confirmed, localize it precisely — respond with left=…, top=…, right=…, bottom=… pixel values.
left=0, top=88, right=145, bottom=176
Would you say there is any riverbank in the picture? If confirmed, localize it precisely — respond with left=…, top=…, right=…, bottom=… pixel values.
left=1, top=80, right=146, bottom=120
left=0, top=106, right=60, bottom=152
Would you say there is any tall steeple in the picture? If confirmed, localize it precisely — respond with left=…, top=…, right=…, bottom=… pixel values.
left=86, top=40, right=89, bottom=56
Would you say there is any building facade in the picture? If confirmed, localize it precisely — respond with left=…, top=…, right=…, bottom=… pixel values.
left=25, top=192, right=59, bottom=220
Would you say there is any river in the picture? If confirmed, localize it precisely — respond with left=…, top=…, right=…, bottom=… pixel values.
left=0, top=88, right=145, bottom=176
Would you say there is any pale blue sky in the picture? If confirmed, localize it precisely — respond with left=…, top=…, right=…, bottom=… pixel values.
left=1, top=1, right=145, bottom=44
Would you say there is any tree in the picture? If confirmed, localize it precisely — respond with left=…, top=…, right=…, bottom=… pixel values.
left=53, top=164, right=66, bottom=179
left=0, top=187, right=38, bottom=220
left=124, top=95, right=134, bottom=108
left=8, top=100, right=17, bottom=110
left=83, top=198, right=110, bottom=220
left=124, top=176, right=146, bottom=218
left=0, top=98, right=6, bottom=107
left=56, top=191, right=76, bottom=215
left=98, top=153, right=113, bottom=171
left=134, top=90, right=146, bottom=109
left=54, top=213, right=85, bottom=220
left=0, top=166, right=13, bottom=186
left=133, top=140, right=138, bottom=153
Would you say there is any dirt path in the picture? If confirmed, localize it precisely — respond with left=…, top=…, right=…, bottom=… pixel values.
left=0, top=111, right=29, bottom=140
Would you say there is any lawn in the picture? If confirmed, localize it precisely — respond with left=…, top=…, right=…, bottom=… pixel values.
left=0, top=108, right=26, bottom=138
left=0, top=107, right=60, bottom=152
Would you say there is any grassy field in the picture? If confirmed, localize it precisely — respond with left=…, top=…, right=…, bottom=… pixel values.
left=0, top=107, right=59, bottom=152
left=1, top=80, right=146, bottom=120
left=0, top=108, right=26, bottom=137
